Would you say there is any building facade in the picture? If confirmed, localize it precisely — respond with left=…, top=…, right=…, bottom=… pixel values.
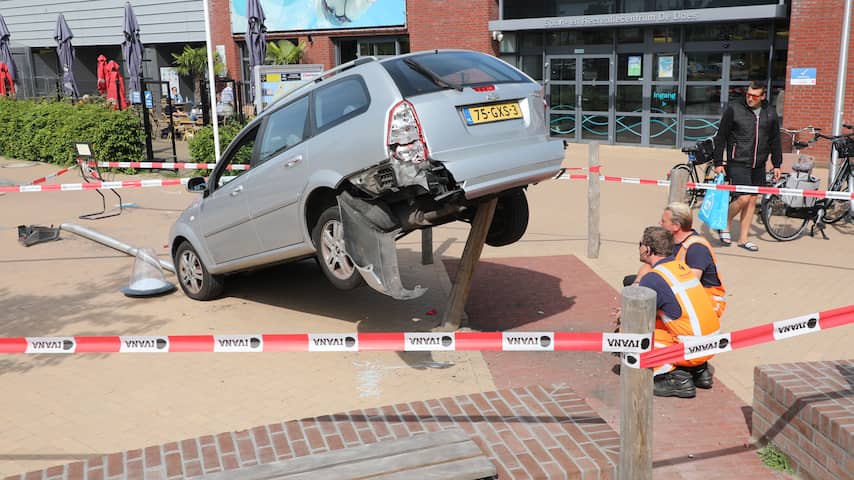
left=2, top=1, right=852, bottom=152
left=1, top=0, right=206, bottom=100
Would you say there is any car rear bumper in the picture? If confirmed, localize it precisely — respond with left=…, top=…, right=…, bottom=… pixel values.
left=430, top=138, right=564, bottom=199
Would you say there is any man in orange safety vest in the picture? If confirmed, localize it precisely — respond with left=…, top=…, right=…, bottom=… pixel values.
left=637, top=226, right=721, bottom=398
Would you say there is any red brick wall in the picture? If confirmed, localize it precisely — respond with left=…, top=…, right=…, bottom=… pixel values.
left=752, top=361, right=854, bottom=480
left=785, top=0, right=854, bottom=157
left=209, top=0, right=242, bottom=81
left=407, top=0, right=498, bottom=54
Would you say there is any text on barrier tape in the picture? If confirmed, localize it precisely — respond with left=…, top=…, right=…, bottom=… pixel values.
left=626, top=304, right=854, bottom=369
left=2, top=305, right=852, bottom=356
left=1, top=332, right=651, bottom=354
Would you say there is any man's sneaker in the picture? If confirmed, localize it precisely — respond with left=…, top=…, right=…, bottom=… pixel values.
left=678, top=362, right=714, bottom=389
left=653, top=370, right=696, bottom=398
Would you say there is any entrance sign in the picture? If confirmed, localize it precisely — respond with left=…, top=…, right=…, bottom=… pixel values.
left=790, top=68, right=816, bottom=86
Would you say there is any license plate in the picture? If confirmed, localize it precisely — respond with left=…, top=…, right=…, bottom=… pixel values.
left=463, top=102, right=522, bottom=126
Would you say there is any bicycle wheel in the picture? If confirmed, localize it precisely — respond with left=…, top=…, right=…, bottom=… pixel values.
left=761, top=194, right=809, bottom=241
left=824, top=172, right=851, bottom=224
left=671, top=164, right=700, bottom=207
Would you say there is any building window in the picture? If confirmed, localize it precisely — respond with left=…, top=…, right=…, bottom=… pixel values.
left=338, top=37, right=409, bottom=64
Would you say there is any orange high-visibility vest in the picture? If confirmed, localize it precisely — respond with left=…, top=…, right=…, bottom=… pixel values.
left=651, top=259, right=721, bottom=369
left=675, top=234, right=727, bottom=318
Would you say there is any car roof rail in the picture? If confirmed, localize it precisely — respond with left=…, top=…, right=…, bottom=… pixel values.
left=264, top=56, right=379, bottom=111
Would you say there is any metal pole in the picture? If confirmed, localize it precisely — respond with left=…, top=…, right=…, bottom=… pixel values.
left=141, top=76, right=154, bottom=161
left=587, top=142, right=600, bottom=258
left=60, top=223, right=175, bottom=273
left=830, top=0, right=853, bottom=181
left=201, top=0, right=222, bottom=163
left=618, top=285, right=655, bottom=480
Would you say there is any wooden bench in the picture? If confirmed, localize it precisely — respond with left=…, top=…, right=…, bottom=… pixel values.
left=200, top=429, right=497, bottom=480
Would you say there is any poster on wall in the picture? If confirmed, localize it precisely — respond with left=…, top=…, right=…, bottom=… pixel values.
left=658, top=56, right=674, bottom=79
left=159, top=67, right=180, bottom=96
left=627, top=56, right=641, bottom=77
left=790, top=68, right=816, bottom=85
left=230, top=0, right=406, bottom=32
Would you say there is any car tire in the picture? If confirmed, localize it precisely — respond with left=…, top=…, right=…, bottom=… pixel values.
left=174, top=241, right=224, bottom=300
left=312, top=206, right=364, bottom=290
left=486, top=189, right=529, bottom=247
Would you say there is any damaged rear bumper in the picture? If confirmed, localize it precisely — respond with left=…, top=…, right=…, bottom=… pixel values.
left=337, top=192, right=427, bottom=300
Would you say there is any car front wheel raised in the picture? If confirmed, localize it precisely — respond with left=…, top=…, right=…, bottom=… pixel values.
left=312, top=206, right=364, bottom=290
left=175, top=241, right=224, bottom=300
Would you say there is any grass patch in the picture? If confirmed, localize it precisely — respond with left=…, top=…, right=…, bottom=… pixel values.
left=757, top=443, right=794, bottom=473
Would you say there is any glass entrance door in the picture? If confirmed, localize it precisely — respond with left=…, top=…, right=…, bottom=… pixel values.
left=547, top=55, right=613, bottom=142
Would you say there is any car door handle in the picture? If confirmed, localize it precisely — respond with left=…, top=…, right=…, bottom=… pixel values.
left=230, top=185, right=243, bottom=196
left=285, top=155, right=303, bottom=168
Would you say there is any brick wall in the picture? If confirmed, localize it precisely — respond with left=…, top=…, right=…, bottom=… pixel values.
left=752, top=361, right=854, bottom=480
left=407, top=0, right=498, bottom=54
left=785, top=0, right=854, bottom=159
left=209, top=0, right=242, bottom=81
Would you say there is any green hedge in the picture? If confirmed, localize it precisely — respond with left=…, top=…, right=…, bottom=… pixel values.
left=187, top=120, right=248, bottom=164
left=0, top=97, right=145, bottom=165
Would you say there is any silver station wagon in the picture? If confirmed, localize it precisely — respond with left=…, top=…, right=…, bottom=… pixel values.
left=170, top=49, right=564, bottom=301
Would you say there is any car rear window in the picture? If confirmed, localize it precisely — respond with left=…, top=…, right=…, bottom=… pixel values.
left=381, top=51, right=532, bottom=97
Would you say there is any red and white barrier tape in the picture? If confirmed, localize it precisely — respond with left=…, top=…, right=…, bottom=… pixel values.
left=28, top=167, right=71, bottom=185
left=2, top=305, right=852, bottom=355
left=0, top=331, right=652, bottom=354
left=556, top=173, right=854, bottom=200
left=625, top=304, right=854, bottom=369
left=0, top=178, right=190, bottom=194
left=556, top=172, right=670, bottom=187
left=89, top=161, right=249, bottom=171
left=687, top=182, right=854, bottom=200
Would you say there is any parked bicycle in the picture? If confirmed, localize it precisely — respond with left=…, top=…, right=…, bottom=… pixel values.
left=671, top=137, right=716, bottom=208
left=761, top=126, right=854, bottom=241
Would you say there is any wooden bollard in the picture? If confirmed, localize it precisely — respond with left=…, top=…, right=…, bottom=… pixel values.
left=618, top=285, right=655, bottom=480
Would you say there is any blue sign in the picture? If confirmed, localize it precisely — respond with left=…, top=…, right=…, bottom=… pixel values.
left=144, top=91, right=153, bottom=109
left=791, top=68, right=816, bottom=86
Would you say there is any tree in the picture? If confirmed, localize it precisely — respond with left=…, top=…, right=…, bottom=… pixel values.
left=171, top=45, right=225, bottom=104
left=266, top=40, right=307, bottom=65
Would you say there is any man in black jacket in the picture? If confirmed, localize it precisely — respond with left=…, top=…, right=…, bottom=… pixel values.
left=713, top=81, right=783, bottom=252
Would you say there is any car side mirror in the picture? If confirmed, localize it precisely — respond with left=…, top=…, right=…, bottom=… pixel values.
left=186, top=176, right=207, bottom=193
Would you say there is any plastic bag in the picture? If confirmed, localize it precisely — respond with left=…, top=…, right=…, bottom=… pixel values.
left=698, top=174, right=730, bottom=231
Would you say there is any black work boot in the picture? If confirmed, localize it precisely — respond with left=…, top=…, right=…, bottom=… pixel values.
left=678, top=362, right=714, bottom=389
left=653, top=370, right=696, bottom=398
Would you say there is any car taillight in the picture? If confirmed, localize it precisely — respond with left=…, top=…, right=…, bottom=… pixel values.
left=387, top=100, right=428, bottom=164
left=472, top=85, right=495, bottom=92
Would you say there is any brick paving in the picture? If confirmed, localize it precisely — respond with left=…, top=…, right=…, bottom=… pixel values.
left=446, top=255, right=791, bottom=480
left=5, top=385, right=618, bottom=480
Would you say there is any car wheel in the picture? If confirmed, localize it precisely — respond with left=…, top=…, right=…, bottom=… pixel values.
left=486, top=189, right=529, bottom=247
left=312, top=206, right=364, bottom=290
left=174, top=241, right=224, bottom=300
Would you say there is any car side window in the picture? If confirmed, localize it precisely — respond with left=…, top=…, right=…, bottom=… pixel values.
left=214, top=126, right=257, bottom=189
left=313, top=76, right=370, bottom=132
left=257, top=95, right=310, bottom=165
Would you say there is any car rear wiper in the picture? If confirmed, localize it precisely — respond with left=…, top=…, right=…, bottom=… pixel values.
left=403, top=58, right=463, bottom=92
